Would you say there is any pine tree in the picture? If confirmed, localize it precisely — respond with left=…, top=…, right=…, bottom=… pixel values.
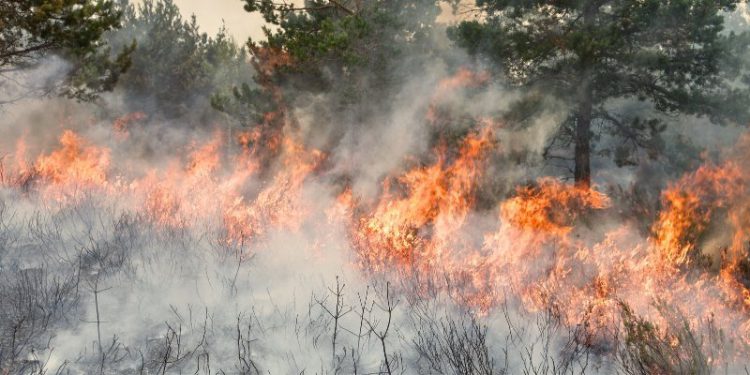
left=0, top=0, right=133, bottom=101
left=451, top=0, right=749, bottom=187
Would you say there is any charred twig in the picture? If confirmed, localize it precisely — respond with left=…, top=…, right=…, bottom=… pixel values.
left=364, top=282, right=397, bottom=375
left=315, top=276, right=353, bottom=371
left=237, top=313, right=260, bottom=374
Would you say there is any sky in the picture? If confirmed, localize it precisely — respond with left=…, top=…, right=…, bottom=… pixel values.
left=150, top=0, right=267, bottom=42
left=138, top=0, right=467, bottom=43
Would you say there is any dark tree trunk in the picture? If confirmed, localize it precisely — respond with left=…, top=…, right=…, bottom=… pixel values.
left=574, top=4, right=597, bottom=189
left=574, top=92, right=592, bottom=189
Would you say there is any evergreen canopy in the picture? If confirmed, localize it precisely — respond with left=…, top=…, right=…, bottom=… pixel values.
left=451, top=0, right=749, bottom=186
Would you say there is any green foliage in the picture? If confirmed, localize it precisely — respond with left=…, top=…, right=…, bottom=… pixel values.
left=450, top=0, right=750, bottom=177
left=0, top=0, right=133, bottom=101
left=110, top=0, right=252, bottom=118
left=210, top=82, right=274, bottom=126
left=245, top=0, right=438, bottom=70
left=221, top=0, right=441, bottom=127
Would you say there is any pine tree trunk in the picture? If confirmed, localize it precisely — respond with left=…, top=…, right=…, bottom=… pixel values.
left=575, top=4, right=596, bottom=189
left=574, top=93, right=592, bottom=189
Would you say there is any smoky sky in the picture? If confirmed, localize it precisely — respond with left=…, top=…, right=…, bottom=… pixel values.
left=132, top=0, right=268, bottom=41
left=132, top=0, right=468, bottom=43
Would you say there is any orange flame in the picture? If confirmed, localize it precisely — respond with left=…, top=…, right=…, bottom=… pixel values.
left=652, top=162, right=744, bottom=266
left=7, top=70, right=750, bottom=362
left=353, top=126, right=494, bottom=272
left=501, top=178, right=611, bottom=237
left=35, top=130, right=110, bottom=187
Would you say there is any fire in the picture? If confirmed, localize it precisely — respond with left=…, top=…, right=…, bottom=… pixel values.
left=2, top=121, right=325, bottom=252
left=653, top=162, right=745, bottom=266
left=6, top=68, right=750, bottom=365
left=222, top=135, right=324, bottom=244
left=353, top=126, right=494, bottom=272
left=140, top=133, right=231, bottom=228
left=9, top=130, right=113, bottom=202
left=35, top=130, right=110, bottom=188
left=482, top=179, right=617, bottom=319
left=2, top=137, right=32, bottom=187
left=186, top=135, right=223, bottom=176
left=500, top=178, right=610, bottom=237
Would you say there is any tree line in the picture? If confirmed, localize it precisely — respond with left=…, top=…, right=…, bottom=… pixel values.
left=2, top=0, right=748, bottom=187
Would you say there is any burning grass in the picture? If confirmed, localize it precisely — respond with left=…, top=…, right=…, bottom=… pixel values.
left=2, top=74, right=750, bottom=374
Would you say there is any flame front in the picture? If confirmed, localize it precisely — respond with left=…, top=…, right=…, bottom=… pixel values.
left=4, top=71, right=750, bottom=367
